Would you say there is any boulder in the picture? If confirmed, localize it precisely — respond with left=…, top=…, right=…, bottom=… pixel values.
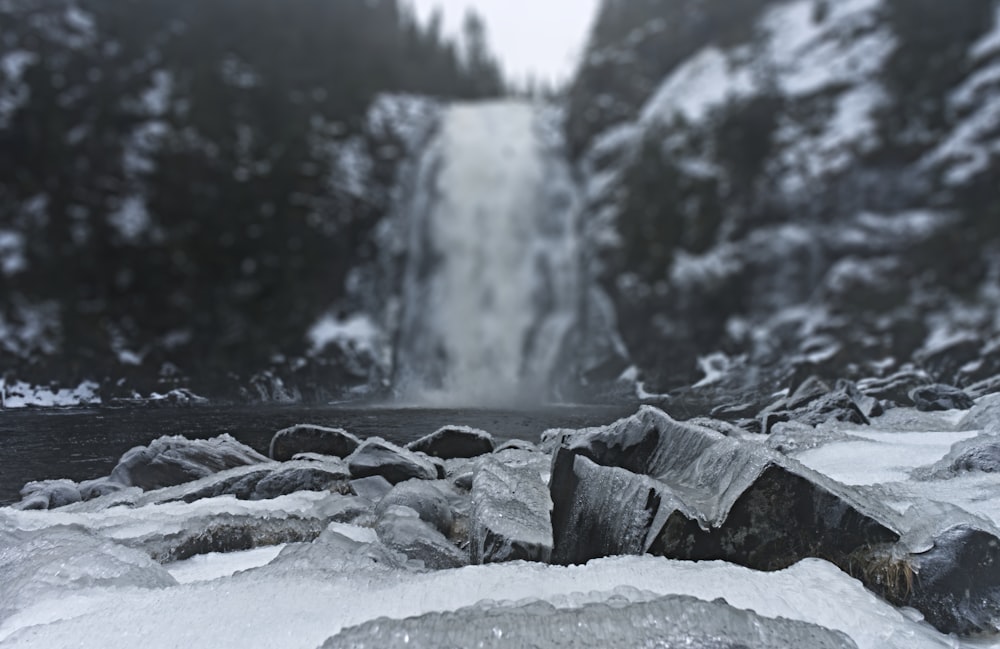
left=167, top=458, right=352, bottom=502
left=914, top=333, right=982, bottom=385
left=405, top=426, right=494, bottom=459
left=858, top=369, right=934, bottom=406
left=347, top=438, right=438, bottom=485
left=109, top=435, right=268, bottom=490
left=269, top=424, right=360, bottom=461
left=375, top=505, right=468, bottom=570
left=760, top=382, right=871, bottom=434
left=349, top=475, right=394, bottom=502
left=470, top=457, right=553, bottom=564
left=915, top=432, right=1000, bottom=478
left=959, top=393, right=1000, bottom=432
left=909, top=384, right=975, bottom=412
left=15, top=479, right=82, bottom=510
left=375, top=481, right=454, bottom=536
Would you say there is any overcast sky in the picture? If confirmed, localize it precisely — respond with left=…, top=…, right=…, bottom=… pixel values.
left=408, top=0, right=601, bottom=86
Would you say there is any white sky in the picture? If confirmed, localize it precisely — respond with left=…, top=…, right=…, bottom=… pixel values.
left=407, top=0, right=601, bottom=86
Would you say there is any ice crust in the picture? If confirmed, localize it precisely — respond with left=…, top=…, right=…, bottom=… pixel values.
left=321, top=593, right=858, bottom=649
left=470, top=456, right=553, bottom=564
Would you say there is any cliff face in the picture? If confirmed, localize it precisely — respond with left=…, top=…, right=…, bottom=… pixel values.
left=567, top=0, right=1000, bottom=395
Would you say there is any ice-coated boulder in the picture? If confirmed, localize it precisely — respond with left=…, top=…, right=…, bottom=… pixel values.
left=863, top=526, right=1000, bottom=636
left=915, top=432, right=1000, bottom=478
left=108, top=434, right=268, bottom=490
left=163, top=458, right=351, bottom=502
left=375, top=480, right=454, bottom=536
left=550, top=407, right=898, bottom=571
left=347, top=438, right=438, bottom=484
left=914, top=333, right=982, bottom=385
left=405, top=425, right=494, bottom=459
left=319, top=593, right=858, bottom=649
left=375, top=505, right=468, bottom=570
left=14, top=479, right=82, bottom=510
left=909, top=384, right=975, bottom=412
left=350, top=475, right=394, bottom=501
left=470, top=457, right=553, bottom=564
left=858, top=368, right=934, bottom=406
left=760, top=381, right=872, bottom=434
left=269, top=424, right=361, bottom=461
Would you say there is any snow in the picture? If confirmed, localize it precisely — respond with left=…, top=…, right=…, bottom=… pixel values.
left=139, top=70, right=172, bottom=117
left=0, top=230, right=25, bottom=275
left=640, top=47, right=755, bottom=125
left=971, top=4, right=1000, bottom=61
left=1, top=381, right=100, bottom=409
left=0, top=50, right=37, bottom=128
left=307, top=312, right=379, bottom=355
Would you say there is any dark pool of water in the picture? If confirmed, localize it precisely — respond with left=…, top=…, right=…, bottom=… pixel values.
left=0, top=403, right=634, bottom=505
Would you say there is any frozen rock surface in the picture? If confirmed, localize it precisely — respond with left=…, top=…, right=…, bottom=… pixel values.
left=916, top=432, right=1000, bottom=479
left=470, top=457, right=553, bottom=564
left=14, top=480, right=82, bottom=510
left=169, top=458, right=352, bottom=503
left=375, top=481, right=454, bottom=536
left=269, top=425, right=361, bottom=462
left=109, top=435, right=268, bottom=490
left=406, top=426, right=494, bottom=459
left=375, top=505, right=468, bottom=570
left=959, top=393, right=1000, bottom=431
left=347, top=438, right=437, bottom=484
left=320, top=593, right=858, bottom=649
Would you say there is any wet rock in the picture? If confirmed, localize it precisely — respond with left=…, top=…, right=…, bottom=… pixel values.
left=470, top=457, right=552, bottom=564
left=858, top=368, right=934, bottom=406
left=171, top=458, right=351, bottom=502
left=375, top=505, right=468, bottom=570
left=251, top=465, right=352, bottom=500
left=109, top=435, right=268, bottom=491
left=909, top=384, right=975, bottom=412
left=269, top=424, right=361, bottom=461
left=864, top=526, right=1000, bottom=636
left=914, top=333, right=982, bottom=385
left=406, top=426, right=494, bottom=459
left=347, top=438, right=438, bottom=485
left=319, top=593, right=859, bottom=649
left=375, top=481, right=454, bottom=536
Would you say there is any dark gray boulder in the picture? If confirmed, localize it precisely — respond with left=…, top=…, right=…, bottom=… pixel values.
left=760, top=382, right=871, bottom=434
left=470, top=457, right=553, bottom=564
left=165, top=458, right=352, bottom=502
left=406, top=426, right=494, bottom=459
left=914, top=333, right=982, bottom=385
left=909, top=384, right=975, bottom=412
left=347, top=438, right=438, bottom=485
left=319, top=593, right=859, bottom=649
left=269, top=424, right=361, bottom=461
left=109, top=435, right=268, bottom=491
left=375, top=481, right=454, bottom=536
left=858, top=369, right=934, bottom=406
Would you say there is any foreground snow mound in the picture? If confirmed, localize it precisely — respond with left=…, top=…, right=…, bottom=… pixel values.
left=320, top=593, right=858, bottom=649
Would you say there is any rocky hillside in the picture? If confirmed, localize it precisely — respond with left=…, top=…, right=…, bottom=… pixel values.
left=566, top=0, right=1000, bottom=404
left=0, top=0, right=502, bottom=403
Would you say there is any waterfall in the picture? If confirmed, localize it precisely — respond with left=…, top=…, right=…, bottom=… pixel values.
left=394, top=101, right=580, bottom=405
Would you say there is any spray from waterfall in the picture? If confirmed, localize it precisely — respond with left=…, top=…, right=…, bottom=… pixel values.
left=394, top=101, right=580, bottom=405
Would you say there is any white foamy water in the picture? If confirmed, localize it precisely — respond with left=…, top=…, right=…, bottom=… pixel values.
left=395, top=101, right=579, bottom=405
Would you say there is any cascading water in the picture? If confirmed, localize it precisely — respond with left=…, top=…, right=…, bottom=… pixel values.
left=394, top=101, right=580, bottom=405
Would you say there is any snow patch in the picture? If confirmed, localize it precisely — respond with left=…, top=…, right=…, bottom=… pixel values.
left=308, top=313, right=379, bottom=355
left=641, top=47, right=755, bottom=125
left=1, top=381, right=101, bottom=409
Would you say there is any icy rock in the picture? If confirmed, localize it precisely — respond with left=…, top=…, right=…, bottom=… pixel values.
left=956, top=339, right=1000, bottom=387
left=914, top=432, right=1000, bottom=478
left=375, top=480, right=454, bottom=536
left=405, top=425, right=494, bottom=459
left=347, top=438, right=438, bottom=484
left=494, top=438, right=538, bottom=452
left=109, top=434, right=268, bottom=490
left=350, top=475, right=394, bottom=501
left=959, top=392, right=1000, bottom=431
left=858, top=369, right=934, bottom=406
left=550, top=450, right=666, bottom=565
left=319, top=593, right=858, bottom=649
left=914, top=333, right=982, bottom=384
left=78, top=477, right=125, bottom=500
left=865, top=526, right=1000, bottom=636
left=470, top=457, right=553, bottom=564
left=14, top=479, right=81, bottom=510
left=269, top=424, right=361, bottom=461
left=908, top=384, right=975, bottom=412
left=552, top=407, right=899, bottom=572
left=0, top=526, right=176, bottom=623
left=761, top=382, right=871, bottom=434
left=375, top=505, right=468, bottom=570
left=168, top=458, right=351, bottom=502
left=130, top=512, right=329, bottom=563
left=967, top=374, right=1000, bottom=399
